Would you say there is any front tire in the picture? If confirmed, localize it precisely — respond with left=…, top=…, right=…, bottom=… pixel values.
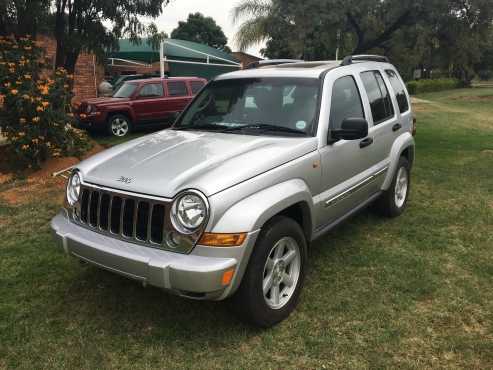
left=232, top=216, right=307, bottom=327
left=375, top=156, right=410, bottom=217
left=107, top=114, right=131, bottom=137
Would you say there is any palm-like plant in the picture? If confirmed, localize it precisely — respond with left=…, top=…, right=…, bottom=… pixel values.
left=232, top=0, right=273, bottom=51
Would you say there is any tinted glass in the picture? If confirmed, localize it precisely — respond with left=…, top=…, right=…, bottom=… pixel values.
left=167, top=81, right=188, bottom=97
left=386, top=69, right=409, bottom=113
left=190, top=81, right=205, bottom=94
left=329, top=76, right=365, bottom=130
left=175, top=78, right=320, bottom=135
left=138, top=83, right=163, bottom=97
left=361, top=71, right=394, bottom=124
left=113, top=83, right=137, bottom=98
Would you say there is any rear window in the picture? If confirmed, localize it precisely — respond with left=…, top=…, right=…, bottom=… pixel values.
left=190, top=81, right=205, bottom=95
left=167, top=81, right=188, bottom=97
left=386, top=70, right=409, bottom=113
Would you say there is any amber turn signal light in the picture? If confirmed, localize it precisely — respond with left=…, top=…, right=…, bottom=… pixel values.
left=221, top=268, right=235, bottom=286
left=198, top=232, right=247, bottom=247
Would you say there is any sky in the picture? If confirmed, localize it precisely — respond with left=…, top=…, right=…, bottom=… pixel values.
left=143, top=0, right=265, bottom=57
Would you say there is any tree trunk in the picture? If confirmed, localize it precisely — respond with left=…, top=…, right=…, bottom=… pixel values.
left=64, top=50, right=79, bottom=74
left=54, top=0, right=67, bottom=68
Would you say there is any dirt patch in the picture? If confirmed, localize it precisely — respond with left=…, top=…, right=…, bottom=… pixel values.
left=481, top=149, right=493, bottom=155
left=450, top=95, right=493, bottom=102
left=0, top=141, right=105, bottom=206
left=410, top=97, right=432, bottom=104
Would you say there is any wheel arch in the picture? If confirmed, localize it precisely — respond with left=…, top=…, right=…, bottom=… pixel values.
left=382, top=133, right=415, bottom=190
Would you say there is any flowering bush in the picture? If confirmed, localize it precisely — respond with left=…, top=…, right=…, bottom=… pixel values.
left=0, top=35, right=90, bottom=169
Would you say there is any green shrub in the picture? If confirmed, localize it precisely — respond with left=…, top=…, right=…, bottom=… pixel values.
left=0, top=35, right=91, bottom=169
left=406, top=78, right=462, bottom=95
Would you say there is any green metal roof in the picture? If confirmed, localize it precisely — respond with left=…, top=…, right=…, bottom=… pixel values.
left=108, top=38, right=239, bottom=65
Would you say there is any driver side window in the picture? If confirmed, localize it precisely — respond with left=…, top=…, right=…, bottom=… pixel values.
left=329, top=76, right=365, bottom=130
left=138, top=83, right=163, bottom=98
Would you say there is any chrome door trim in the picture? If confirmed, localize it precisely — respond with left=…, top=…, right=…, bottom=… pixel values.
left=324, top=166, right=388, bottom=208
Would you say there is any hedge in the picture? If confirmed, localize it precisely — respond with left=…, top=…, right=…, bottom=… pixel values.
left=406, top=78, right=462, bottom=95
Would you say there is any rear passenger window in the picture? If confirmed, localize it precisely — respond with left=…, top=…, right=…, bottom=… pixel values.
left=190, top=81, right=205, bottom=95
left=386, top=70, right=409, bottom=113
left=329, top=76, right=365, bottom=130
left=167, top=81, right=188, bottom=97
left=361, top=71, right=394, bottom=124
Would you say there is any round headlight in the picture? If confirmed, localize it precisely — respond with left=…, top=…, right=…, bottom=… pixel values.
left=171, top=192, right=207, bottom=233
left=66, top=171, right=81, bottom=206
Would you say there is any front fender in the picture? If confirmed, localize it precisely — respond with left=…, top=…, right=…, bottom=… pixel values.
left=210, top=179, right=314, bottom=234
left=382, top=132, right=415, bottom=190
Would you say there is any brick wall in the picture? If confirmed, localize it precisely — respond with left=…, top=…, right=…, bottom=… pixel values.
left=36, top=35, right=102, bottom=101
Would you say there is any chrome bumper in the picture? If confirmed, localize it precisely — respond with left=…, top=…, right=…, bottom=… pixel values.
left=50, top=211, right=259, bottom=300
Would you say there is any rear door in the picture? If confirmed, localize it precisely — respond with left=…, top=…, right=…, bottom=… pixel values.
left=164, top=80, right=191, bottom=119
left=132, top=82, right=165, bottom=123
left=359, top=69, right=400, bottom=187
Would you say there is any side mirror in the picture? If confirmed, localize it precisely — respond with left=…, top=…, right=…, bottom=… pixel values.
left=331, top=117, right=368, bottom=141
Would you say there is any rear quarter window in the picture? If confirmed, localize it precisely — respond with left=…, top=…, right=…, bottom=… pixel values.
left=360, top=71, right=394, bottom=125
left=190, top=81, right=205, bottom=95
left=385, top=70, right=410, bottom=113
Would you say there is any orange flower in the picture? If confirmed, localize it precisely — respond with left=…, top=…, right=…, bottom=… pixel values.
left=24, top=74, right=31, bottom=80
left=24, top=46, right=32, bottom=50
left=32, top=116, right=40, bottom=123
left=22, top=94, right=29, bottom=99
left=19, top=118, right=26, bottom=124
left=31, top=138, right=39, bottom=144
left=9, top=68, right=15, bottom=73
left=36, top=106, right=44, bottom=112
left=42, top=101, right=49, bottom=108
left=10, top=89, right=18, bottom=95
left=4, top=82, right=10, bottom=88
left=21, top=144, right=29, bottom=150
left=18, top=132, right=25, bottom=137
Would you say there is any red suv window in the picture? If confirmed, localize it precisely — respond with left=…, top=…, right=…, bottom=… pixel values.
left=190, top=81, right=205, bottom=94
left=167, top=81, right=188, bottom=97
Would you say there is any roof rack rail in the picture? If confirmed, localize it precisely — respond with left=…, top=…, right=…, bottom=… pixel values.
left=340, top=55, right=389, bottom=66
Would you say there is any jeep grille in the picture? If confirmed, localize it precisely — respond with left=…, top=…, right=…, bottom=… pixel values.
left=71, top=184, right=194, bottom=253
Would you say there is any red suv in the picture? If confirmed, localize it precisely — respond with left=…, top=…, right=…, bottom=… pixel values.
left=74, top=77, right=207, bottom=137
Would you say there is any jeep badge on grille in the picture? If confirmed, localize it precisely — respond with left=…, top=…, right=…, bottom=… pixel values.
left=117, top=176, right=132, bottom=184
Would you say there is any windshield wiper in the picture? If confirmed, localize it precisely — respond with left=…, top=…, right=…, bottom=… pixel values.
left=173, top=124, right=228, bottom=132
left=223, top=124, right=308, bottom=136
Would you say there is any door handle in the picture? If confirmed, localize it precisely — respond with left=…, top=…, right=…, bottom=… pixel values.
left=359, top=137, right=373, bottom=148
left=392, top=123, right=402, bottom=132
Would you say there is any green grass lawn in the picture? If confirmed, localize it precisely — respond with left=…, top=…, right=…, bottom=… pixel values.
left=1, top=88, right=492, bottom=369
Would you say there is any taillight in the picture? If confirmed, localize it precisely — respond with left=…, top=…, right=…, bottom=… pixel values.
left=412, top=117, right=417, bottom=136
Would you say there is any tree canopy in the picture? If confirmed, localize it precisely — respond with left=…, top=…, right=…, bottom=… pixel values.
left=0, top=0, right=170, bottom=73
left=171, top=12, right=231, bottom=52
left=233, top=0, right=493, bottom=83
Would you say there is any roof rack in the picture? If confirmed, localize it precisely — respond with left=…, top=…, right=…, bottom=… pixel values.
left=246, top=59, right=303, bottom=69
left=340, top=55, right=389, bottom=66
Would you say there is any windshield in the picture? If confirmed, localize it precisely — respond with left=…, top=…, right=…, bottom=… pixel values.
left=113, top=82, right=137, bottom=98
left=174, top=78, right=320, bottom=136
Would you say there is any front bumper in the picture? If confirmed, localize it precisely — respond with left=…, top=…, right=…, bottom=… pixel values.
left=51, top=212, right=259, bottom=300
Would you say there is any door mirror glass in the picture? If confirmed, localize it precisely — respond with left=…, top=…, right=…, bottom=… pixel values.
left=331, top=117, right=368, bottom=141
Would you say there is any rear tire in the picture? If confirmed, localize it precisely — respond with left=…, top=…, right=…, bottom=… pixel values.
left=232, top=216, right=307, bottom=327
left=107, top=114, right=132, bottom=137
left=375, top=156, right=410, bottom=217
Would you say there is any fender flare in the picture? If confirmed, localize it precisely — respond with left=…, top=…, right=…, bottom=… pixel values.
left=211, top=178, right=314, bottom=235
left=382, top=132, right=415, bottom=190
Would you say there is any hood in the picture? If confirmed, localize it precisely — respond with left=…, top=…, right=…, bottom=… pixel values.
left=77, top=130, right=318, bottom=197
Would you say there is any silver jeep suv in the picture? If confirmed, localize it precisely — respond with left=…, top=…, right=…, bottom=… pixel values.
left=51, top=55, right=415, bottom=327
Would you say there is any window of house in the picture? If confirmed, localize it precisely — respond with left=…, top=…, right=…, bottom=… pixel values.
left=386, top=69, right=409, bottom=113
left=167, top=81, right=188, bottom=97
left=360, top=71, right=394, bottom=124
left=190, top=81, right=205, bottom=95
left=138, top=83, right=163, bottom=97
left=329, top=76, right=365, bottom=130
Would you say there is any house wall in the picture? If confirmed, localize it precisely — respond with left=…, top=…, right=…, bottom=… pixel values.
left=36, top=35, right=104, bottom=102
left=232, top=52, right=263, bottom=69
